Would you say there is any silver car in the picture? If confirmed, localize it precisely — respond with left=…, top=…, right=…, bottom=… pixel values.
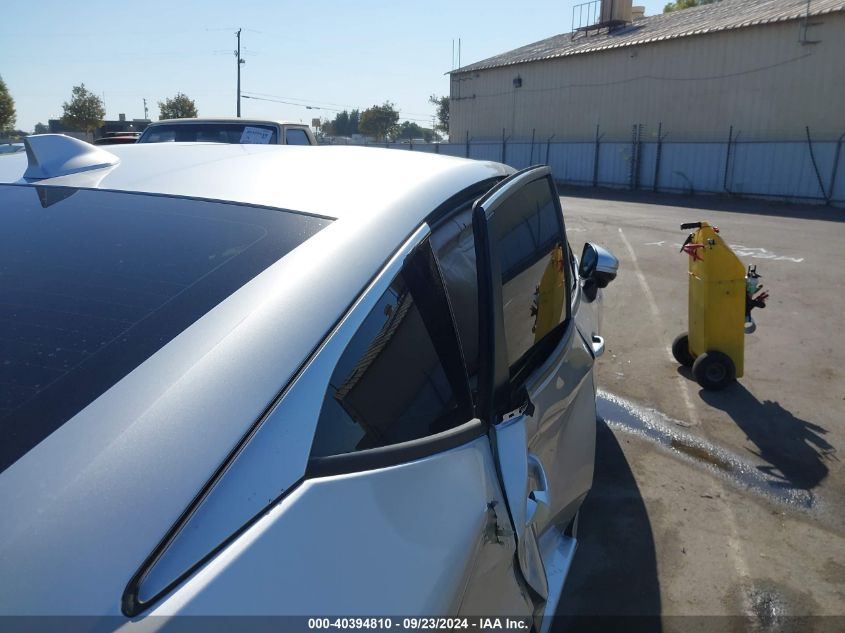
left=0, top=135, right=617, bottom=628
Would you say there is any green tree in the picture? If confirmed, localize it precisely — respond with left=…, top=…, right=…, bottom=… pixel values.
left=0, top=75, right=17, bottom=132
left=348, top=108, right=360, bottom=135
left=61, top=84, right=105, bottom=133
left=429, top=94, right=449, bottom=135
left=34, top=122, right=49, bottom=134
left=359, top=102, right=399, bottom=141
left=396, top=120, right=425, bottom=140
left=319, top=117, right=335, bottom=136
left=663, top=0, right=718, bottom=12
left=322, top=109, right=362, bottom=137
left=335, top=110, right=350, bottom=136
left=158, top=92, right=198, bottom=120
left=396, top=121, right=438, bottom=142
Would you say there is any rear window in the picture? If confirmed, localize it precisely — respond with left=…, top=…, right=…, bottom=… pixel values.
left=139, top=123, right=278, bottom=144
left=0, top=184, right=330, bottom=472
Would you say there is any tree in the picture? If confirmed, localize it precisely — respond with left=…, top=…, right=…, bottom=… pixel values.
left=158, top=92, right=198, bottom=120
left=0, top=75, right=17, bottom=132
left=34, top=122, right=49, bottom=134
left=334, top=110, right=350, bottom=136
left=61, top=84, right=105, bottom=133
left=358, top=102, right=399, bottom=141
left=321, top=109, right=361, bottom=137
left=348, top=109, right=360, bottom=136
left=395, top=121, right=438, bottom=142
left=396, top=121, right=425, bottom=140
left=429, top=95, right=449, bottom=135
left=319, top=117, right=335, bottom=136
left=663, top=0, right=719, bottom=12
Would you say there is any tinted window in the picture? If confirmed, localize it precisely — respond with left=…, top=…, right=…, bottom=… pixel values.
left=139, top=123, right=278, bottom=144
left=494, top=177, right=569, bottom=377
left=310, top=243, right=470, bottom=458
left=140, top=128, right=175, bottom=143
left=285, top=129, right=311, bottom=145
left=0, top=185, right=330, bottom=472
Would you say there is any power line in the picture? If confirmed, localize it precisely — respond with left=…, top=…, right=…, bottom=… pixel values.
left=242, top=91, right=434, bottom=117
left=242, top=95, right=345, bottom=112
left=241, top=93, right=434, bottom=123
left=243, top=91, right=359, bottom=110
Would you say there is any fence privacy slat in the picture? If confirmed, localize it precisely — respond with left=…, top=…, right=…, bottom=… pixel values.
left=363, top=134, right=844, bottom=206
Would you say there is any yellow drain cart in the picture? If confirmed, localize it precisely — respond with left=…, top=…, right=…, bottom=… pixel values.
left=672, top=222, right=767, bottom=390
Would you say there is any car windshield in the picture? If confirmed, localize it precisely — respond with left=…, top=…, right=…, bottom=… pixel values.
left=0, top=184, right=331, bottom=472
left=139, top=123, right=278, bottom=144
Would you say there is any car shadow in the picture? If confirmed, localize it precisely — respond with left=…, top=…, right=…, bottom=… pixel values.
left=696, top=380, right=835, bottom=491
left=553, top=419, right=662, bottom=633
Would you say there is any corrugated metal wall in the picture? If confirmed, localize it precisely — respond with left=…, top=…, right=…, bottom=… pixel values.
left=449, top=16, right=845, bottom=143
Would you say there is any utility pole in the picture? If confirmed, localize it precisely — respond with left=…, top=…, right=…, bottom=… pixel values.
left=143, top=98, right=149, bottom=120
left=235, top=28, right=246, bottom=117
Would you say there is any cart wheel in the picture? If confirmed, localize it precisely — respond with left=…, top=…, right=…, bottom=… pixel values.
left=671, top=333, right=695, bottom=367
left=692, top=351, right=736, bottom=390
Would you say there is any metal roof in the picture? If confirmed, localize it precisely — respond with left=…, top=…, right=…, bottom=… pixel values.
left=451, top=0, right=845, bottom=74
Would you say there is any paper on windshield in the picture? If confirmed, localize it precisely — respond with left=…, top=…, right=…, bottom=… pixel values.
left=240, top=127, right=274, bottom=144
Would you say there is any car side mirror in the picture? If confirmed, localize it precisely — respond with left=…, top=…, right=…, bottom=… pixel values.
left=579, top=243, right=619, bottom=288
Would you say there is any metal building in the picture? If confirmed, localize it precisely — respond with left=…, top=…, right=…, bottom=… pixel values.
left=449, top=0, right=845, bottom=144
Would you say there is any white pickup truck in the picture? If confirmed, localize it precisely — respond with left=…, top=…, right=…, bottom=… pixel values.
left=137, top=118, right=317, bottom=145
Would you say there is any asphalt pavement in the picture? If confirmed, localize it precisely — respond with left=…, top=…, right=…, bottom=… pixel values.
left=553, top=189, right=845, bottom=631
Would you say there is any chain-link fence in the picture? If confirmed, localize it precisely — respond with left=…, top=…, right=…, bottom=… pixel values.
left=358, top=126, right=845, bottom=207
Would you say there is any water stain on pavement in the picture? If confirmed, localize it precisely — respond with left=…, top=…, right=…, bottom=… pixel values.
left=726, top=580, right=827, bottom=633
left=597, top=391, right=816, bottom=511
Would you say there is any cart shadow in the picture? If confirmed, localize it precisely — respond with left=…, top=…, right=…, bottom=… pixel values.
left=553, top=419, right=661, bottom=633
left=684, top=374, right=835, bottom=491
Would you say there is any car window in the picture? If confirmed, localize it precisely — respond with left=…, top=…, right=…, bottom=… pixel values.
left=310, top=241, right=471, bottom=458
left=0, top=185, right=331, bottom=473
left=140, top=128, right=175, bottom=143
left=492, top=176, right=571, bottom=382
left=139, top=124, right=278, bottom=144
left=285, top=128, right=311, bottom=145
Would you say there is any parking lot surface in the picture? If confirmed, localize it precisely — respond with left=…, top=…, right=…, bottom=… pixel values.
left=554, top=190, right=845, bottom=630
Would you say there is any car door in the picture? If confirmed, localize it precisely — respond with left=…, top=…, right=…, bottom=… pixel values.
left=472, top=166, right=599, bottom=613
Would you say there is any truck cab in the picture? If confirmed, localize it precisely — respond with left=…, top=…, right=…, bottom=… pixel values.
left=137, top=118, right=316, bottom=145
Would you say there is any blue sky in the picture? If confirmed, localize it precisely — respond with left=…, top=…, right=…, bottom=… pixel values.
left=2, top=0, right=666, bottom=132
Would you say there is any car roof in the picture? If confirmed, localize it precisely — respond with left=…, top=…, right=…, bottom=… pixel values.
left=0, top=142, right=513, bottom=613
left=0, top=142, right=510, bottom=221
